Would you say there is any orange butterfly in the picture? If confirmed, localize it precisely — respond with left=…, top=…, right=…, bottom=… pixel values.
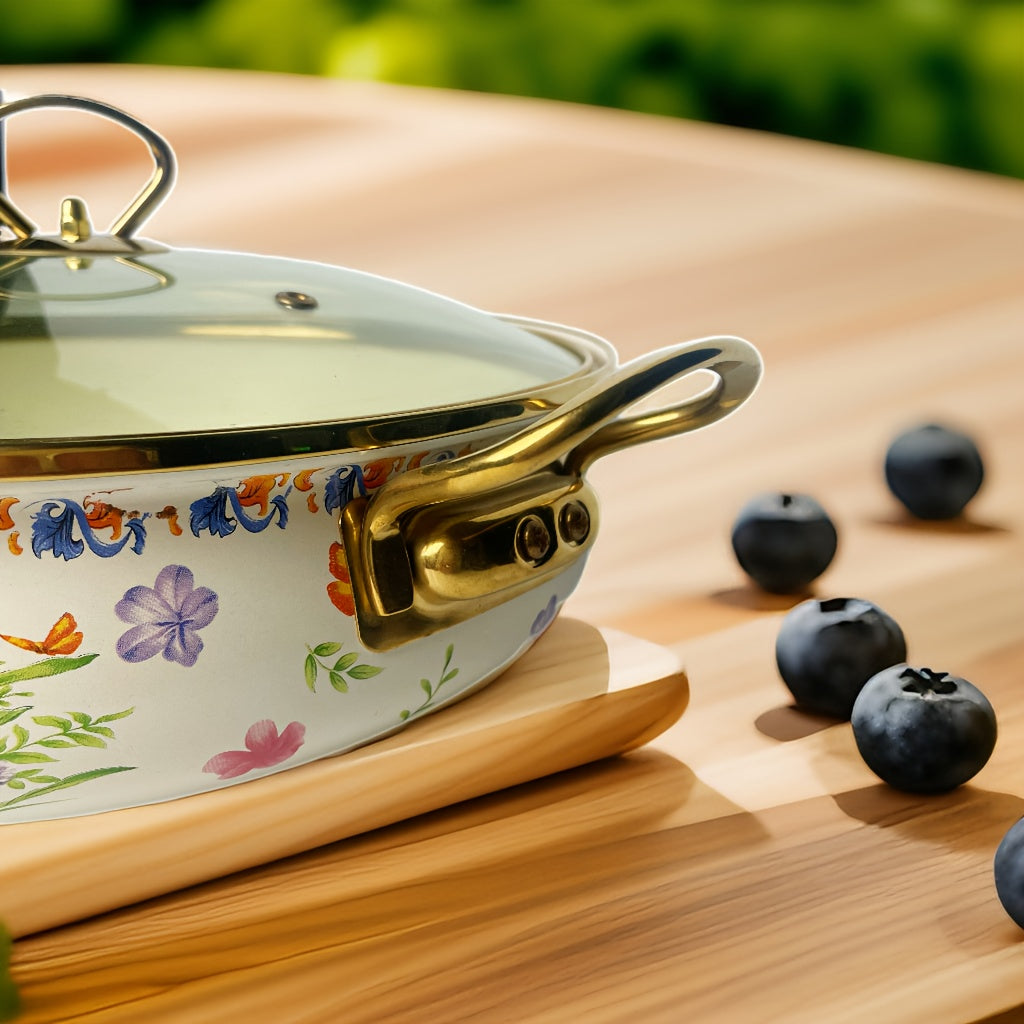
left=0, top=612, right=83, bottom=656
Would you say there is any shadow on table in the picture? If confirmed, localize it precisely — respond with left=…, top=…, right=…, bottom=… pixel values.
left=708, top=584, right=808, bottom=613
left=317, top=745, right=769, bottom=871
left=869, top=511, right=1010, bottom=536
left=832, top=782, right=1024, bottom=854
left=755, top=703, right=837, bottom=741
left=966, top=1007, right=1024, bottom=1024
left=832, top=781, right=1024, bottom=955
left=12, top=749, right=771, bottom=1021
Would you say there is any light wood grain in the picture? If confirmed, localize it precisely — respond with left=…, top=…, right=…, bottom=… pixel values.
left=0, top=618, right=686, bottom=939
left=3, top=64, right=1024, bottom=1023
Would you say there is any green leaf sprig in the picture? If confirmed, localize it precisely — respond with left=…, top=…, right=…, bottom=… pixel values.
left=304, top=643, right=384, bottom=693
left=0, top=706, right=136, bottom=811
left=0, top=655, right=99, bottom=710
left=400, top=644, right=459, bottom=721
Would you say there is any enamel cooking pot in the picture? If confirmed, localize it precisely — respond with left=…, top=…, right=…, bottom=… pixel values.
left=0, top=94, right=761, bottom=822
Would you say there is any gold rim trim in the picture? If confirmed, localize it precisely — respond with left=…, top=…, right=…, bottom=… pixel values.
left=0, top=318, right=617, bottom=482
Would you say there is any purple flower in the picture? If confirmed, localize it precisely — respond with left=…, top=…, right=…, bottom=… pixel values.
left=115, top=565, right=219, bottom=668
left=530, top=594, right=560, bottom=637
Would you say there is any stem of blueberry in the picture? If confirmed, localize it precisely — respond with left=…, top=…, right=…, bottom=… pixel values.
left=900, top=666, right=956, bottom=695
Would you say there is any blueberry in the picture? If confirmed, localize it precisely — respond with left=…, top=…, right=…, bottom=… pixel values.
left=775, top=597, right=906, bottom=718
left=884, top=423, right=984, bottom=520
left=731, top=492, right=838, bottom=593
left=995, top=817, right=1024, bottom=929
left=850, top=665, right=997, bottom=793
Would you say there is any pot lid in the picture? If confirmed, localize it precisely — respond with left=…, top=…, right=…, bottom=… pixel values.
left=0, top=93, right=609, bottom=478
left=0, top=249, right=584, bottom=438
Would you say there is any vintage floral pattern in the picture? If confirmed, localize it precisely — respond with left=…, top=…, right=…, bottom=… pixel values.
left=323, top=464, right=367, bottom=517
left=0, top=611, right=83, bottom=656
left=0, top=613, right=135, bottom=813
left=0, top=498, right=19, bottom=531
left=327, top=541, right=356, bottom=617
left=189, top=482, right=291, bottom=537
left=303, top=641, right=383, bottom=692
left=400, top=644, right=460, bottom=722
left=530, top=594, right=561, bottom=637
left=156, top=505, right=184, bottom=536
left=0, top=444, right=473, bottom=562
left=234, top=473, right=290, bottom=516
left=115, top=565, right=219, bottom=667
left=293, top=468, right=321, bottom=513
left=303, top=634, right=461, bottom=727
left=202, top=719, right=306, bottom=780
left=30, top=499, right=148, bottom=560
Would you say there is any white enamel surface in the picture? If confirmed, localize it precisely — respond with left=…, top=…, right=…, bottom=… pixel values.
left=0, top=429, right=586, bottom=823
left=0, top=249, right=583, bottom=438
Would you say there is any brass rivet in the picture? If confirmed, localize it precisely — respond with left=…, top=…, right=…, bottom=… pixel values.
left=559, top=501, right=591, bottom=545
left=515, top=514, right=552, bottom=565
left=275, top=290, right=318, bottom=310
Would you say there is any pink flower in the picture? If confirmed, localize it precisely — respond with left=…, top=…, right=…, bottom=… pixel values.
left=202, top=720, right=306, bottom=780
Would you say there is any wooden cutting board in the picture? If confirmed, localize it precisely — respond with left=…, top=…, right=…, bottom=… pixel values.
left=0, top=617, right=686, bottom=938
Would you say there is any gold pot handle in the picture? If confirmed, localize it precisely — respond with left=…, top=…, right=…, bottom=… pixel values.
left=564, top=332, right=760, bottom=475
left=341, top=331, right=761, bottom=650
left=359, top=332, right=759, bottom=527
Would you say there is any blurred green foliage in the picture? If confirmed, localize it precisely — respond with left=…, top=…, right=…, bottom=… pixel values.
left=3, top=0, right=1022, bottom=177
left=0, top=924, right=17, bottom=1021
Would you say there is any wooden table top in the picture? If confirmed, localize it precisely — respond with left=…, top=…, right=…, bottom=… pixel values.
left=3, top=64, right=1024, bottom=1023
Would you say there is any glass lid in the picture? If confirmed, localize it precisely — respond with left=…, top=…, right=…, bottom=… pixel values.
left=0, top=249, right=585, bottom=439
left=0, top=92, right=613, bottom=478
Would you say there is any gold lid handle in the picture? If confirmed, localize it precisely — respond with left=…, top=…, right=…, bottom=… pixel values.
left=0, top=93, right=175, bottom=247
